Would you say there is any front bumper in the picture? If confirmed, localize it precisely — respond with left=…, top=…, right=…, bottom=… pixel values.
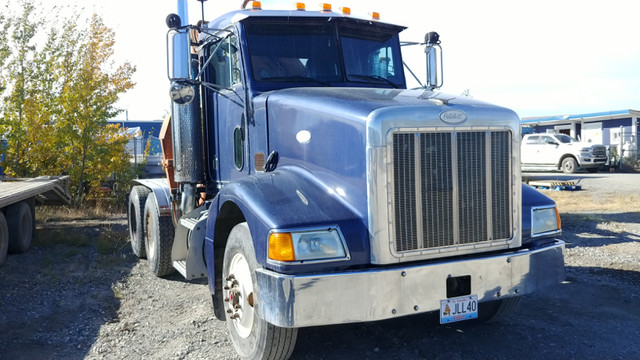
left=578, top=154, right=608, bottom=167
left=256, top=240, right=565, bottom=328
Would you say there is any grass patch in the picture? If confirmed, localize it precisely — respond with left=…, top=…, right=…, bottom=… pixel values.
left=33, top=229, right=89, bottom=247
left=112, top=283, right=125, bottom=300
left=97, top=223, right=129, bottom=255
left=64, top=248, right=82, bottom=258
left=36, top=201, right=125, bottom=222
left=540, top=190, right=640, bottom=214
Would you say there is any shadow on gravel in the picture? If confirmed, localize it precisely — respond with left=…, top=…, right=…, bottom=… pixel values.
left=292, top=266, right=640, bottom=360
left=0, top=217, right=136, bottom=360
left=561, top=212, right=640, bottom=248
left=161, top=272, right=209, bottom=285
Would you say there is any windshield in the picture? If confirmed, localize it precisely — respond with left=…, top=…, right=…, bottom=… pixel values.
left=244, top=20, right=405, bottom=88
left=340, top=25, right=403, bottom=87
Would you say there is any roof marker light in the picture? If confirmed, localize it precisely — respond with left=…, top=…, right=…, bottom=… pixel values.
left=341, top=6, right=351, bottom=15
left=295, top=2, right=306, bottom=10
left=252, top=1, right=262, bottom=10
left=371, top=11, right=380, bottom=20
left=321, top=3, right=332, bottom=12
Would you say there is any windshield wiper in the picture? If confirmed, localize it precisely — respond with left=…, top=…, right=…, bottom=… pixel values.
left=261, top=76, right=330, bottom=87
left=347, top=74, right=399, bottom=88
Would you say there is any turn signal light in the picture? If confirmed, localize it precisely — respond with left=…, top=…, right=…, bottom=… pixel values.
left=268, top=233, right=295, bottom=262
left=295, top=2, right=305, bottom=10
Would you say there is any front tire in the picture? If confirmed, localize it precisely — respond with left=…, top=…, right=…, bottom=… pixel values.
left=144, top=193, right=175, bottom=277
left=561, top=157, right=578, bottom=174
left=478, top=297, right=521, bottom=323
left=223, top=222, right=297, bottom=360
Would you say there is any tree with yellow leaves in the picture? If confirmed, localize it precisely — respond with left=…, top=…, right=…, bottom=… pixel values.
left=56, top=14, right=136, bottom=204
left=0, top=1, right=137, bottom=206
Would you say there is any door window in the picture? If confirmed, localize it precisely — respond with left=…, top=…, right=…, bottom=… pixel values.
left=209, top=33, right=241, bottom=88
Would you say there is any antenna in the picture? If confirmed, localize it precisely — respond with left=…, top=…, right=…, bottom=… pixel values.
left=197, top=0, right=207, bottom=24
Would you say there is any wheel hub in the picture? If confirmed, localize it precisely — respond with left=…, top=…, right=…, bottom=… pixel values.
left=224, top=254, right=255, bottom=338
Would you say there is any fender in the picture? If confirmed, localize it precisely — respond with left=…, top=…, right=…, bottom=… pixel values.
left=132, top=179, right=208, bottom=280
left=204, top=165, right=370, bottom=294
left=131, top=178, right=172, bottom=217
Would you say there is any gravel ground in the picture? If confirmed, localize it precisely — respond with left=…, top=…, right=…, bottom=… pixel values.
left=1, top=172, right=639, bottom=360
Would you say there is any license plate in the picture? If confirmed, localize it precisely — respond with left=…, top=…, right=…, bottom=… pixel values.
left=440, top=295, right=478, bottom=324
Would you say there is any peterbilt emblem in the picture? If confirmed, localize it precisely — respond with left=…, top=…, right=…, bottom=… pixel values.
left=439, top=110, right=467, bottom=124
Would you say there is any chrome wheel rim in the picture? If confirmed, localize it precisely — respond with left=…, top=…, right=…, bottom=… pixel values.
left=225, top=253, right=255, bottom=338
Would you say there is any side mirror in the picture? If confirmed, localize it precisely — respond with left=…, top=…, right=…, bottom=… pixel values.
left=169, top=82, right=195, bottom=105
left=425, top=31, right=443, bottom=90
left=166, top=24, right=191, bottom=81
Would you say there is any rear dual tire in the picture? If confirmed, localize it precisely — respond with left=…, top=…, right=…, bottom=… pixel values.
left=144, top=193, right=175, bottom=277
left=128, top=186, right=151, bottom=258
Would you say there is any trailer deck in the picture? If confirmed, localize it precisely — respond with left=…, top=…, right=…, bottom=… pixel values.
left=0, top=176, right=71, bottom=208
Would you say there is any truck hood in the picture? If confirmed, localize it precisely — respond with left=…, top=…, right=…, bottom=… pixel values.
left=260, top=87, right=520, bottom=219
left=262, top=87, right=510, bottom=122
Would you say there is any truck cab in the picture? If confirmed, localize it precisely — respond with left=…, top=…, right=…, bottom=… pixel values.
left=127, top=2, right=565, bottom=359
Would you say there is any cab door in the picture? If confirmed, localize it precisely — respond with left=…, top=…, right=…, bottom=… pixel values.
left=204, top=31, right=249, bottom=185
left=538, top=135, right=560, bottom=165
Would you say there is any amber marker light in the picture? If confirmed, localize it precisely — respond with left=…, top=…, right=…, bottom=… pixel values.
left=269, top=233, right=295, bottom=262
left=295, top=2, right=306, bottom=10
left=251, top=1, right=262, bottom=10
left=321, top=3, right=332, bottom=12
left=555, top=207, right=562, bottom=230
left=371, top=11, right=380, bottom=20
left=341, top=6, right=351, bottom=15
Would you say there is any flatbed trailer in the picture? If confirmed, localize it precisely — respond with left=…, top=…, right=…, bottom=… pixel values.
left=0, top=176, right=71, bottom=265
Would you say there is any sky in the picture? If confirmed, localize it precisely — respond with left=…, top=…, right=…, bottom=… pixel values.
left=6, top=0, right=640, bottom=120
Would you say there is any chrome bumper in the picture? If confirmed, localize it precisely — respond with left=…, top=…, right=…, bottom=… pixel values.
left=578, top=154, right=607, bottom=166
left=256, top=240, right=565, bottom=328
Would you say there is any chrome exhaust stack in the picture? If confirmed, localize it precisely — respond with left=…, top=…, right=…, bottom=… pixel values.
left=166, top=4, right=204, bottom=215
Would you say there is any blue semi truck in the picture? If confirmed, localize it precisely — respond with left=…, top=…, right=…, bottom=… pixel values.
left=127, top=2, right=565, bottom=359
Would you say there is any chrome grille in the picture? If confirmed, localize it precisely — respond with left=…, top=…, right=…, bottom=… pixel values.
left=592, top=145, right=606, bottom=157
left=392, top=130, right=512, bottom=253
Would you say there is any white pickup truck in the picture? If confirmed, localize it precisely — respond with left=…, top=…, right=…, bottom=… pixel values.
left=521, top=133, right=607, bottom=173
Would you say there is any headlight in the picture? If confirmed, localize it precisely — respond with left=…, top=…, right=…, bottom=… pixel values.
left=268, top=228, right=349, bottom=263
left=531, top=206, right=561, bottom=237
left=580, top=147, right=591, bottom=153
